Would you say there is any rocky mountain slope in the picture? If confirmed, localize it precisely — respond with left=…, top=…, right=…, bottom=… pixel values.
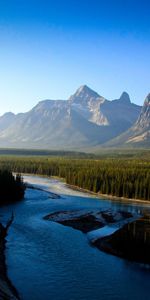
left=104, top=93, right=150, bottom=148
left=0, top=85, right=142, bottom=149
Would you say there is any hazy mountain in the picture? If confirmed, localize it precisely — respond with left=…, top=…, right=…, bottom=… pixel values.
left=104, top=93, right=150, bottom=148
left=0, top=112, right=15, bottom=132
left=0, top=85, right=141, bottom=149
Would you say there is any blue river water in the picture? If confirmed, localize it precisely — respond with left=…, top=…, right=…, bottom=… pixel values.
left=0, top=175, right=150, bottom=300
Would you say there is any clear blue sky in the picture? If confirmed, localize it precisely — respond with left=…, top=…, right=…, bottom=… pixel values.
left=0, top=0, right=150, bottom=115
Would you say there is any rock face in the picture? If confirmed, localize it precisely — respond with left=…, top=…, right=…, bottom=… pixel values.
left=105, top=93, right=150, bottom=148
left=0, top=85, right=141, bottom=149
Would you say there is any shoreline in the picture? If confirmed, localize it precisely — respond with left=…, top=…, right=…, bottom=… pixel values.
left=22, top=173, right=150, bottom=205
left=26, top=183, right=61, bottom=199
left=0, top=217, right=20, bottom=299
left=44, top=209, right=135, bottom=234
left=65, top=183, right=150, bottom=205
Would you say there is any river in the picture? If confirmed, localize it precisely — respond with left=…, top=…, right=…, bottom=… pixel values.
left=0, top=175, right=150, bottom=300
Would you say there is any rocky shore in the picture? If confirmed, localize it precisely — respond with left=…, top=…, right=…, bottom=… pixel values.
left=0, top=216, right=19, bottom=300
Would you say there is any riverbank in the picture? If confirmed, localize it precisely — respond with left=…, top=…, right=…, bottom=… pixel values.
left=0, top=217, right=19, bottom=299
left=26, top=183, right=61, bottom=199
left=23, top=173, right=150, bottom=205
left=64, top=182, right=150, bottom=205
left=92, top=215, right=150, bottom=264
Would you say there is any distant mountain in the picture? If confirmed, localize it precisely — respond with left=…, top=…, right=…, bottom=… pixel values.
left=104, top=93, right=150, bottom=148
left=0, top=112, right=15, bottom=132
left=0, top=85, right=141, bottom=149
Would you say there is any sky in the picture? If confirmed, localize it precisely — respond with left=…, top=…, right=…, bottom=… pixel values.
left=0, top=0, right=150, bottom=115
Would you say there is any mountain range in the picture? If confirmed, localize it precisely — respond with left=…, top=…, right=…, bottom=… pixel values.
left=0, top=85, right=149, bottom=150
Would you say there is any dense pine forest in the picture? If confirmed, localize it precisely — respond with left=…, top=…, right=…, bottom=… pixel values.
left=0, top=155, right=149, bottom=201
left=0, top=170, right=25, bottom=205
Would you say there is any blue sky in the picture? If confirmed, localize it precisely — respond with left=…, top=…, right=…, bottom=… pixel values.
left=0, top=0, right=150, bottom=115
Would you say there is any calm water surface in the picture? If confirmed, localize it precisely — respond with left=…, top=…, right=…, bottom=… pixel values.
left=0, top=175, right=150, bottom=300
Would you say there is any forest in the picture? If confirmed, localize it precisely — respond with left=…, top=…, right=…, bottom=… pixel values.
left=0, top=170, right=26, bottom=205
left=0, top=156, right=149, bottom=201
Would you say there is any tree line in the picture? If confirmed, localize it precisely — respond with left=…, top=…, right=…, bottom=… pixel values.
left=0, top=169, right=26, bottom=205
left=0, top=156, right=149, bottom=201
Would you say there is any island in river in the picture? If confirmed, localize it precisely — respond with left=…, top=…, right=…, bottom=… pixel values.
left=44, top=209, right=134, bottom=233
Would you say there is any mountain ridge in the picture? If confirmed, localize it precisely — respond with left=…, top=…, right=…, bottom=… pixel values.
left=0, top=85, right=144, bottom=150
left=103, top=93, right=150, bottom=148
